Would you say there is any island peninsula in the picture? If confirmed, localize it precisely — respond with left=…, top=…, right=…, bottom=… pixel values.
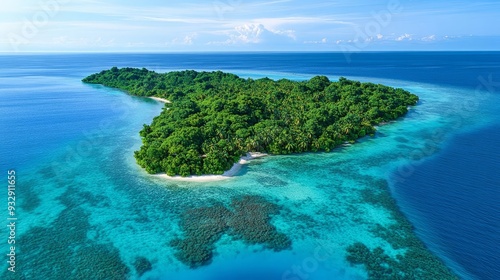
left=83, top=67, right=418, bottom=177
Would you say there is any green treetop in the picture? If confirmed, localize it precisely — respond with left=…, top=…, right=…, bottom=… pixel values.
left=83, top=68, right=418, bottom=176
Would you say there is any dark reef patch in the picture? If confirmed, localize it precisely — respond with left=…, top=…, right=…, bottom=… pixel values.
left=2, top=207, right=130, bottom=280
left=170, top=204, right=231, bottom=267
left=134, top=256, right=153, bottom=277
left=18, top=179, right=41, bottom=212
left=73, top=244, right=130, bottom=280
left=228, top=196, right=291, bottom=250
left=396, top=144, right=413, bottom=150
left=394, top=136, right=410, bottom=143
left=170, top=195, right=291, bottom=268
left=1, top=185, right=131, bottom=280
left=345, top=180, right=459, bottom=279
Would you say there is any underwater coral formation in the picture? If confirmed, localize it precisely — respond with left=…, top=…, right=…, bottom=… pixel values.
left=345, top=182, right=459, bottom=280
left=170, top=195, right=291, bottom=268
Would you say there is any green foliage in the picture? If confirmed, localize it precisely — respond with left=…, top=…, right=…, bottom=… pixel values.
left=83, top=68, right=419, bottom=176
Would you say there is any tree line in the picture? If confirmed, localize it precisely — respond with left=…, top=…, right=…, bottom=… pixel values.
left=83, top=67, right=419, bottom=176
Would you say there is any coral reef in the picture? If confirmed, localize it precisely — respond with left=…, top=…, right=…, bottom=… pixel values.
left=134, top=257, right=153, bottom=277
left=345, top=181, right=458, bottom=279
left=170, top=195, right=291, bottom=268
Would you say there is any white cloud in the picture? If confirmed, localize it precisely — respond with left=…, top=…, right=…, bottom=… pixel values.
left=304, top=38, right=327, bottom=44
left=396, top=33, right=412, bottom=41
left=335, top=33, right=386, bottom=45
left=234, top=24, right=265, bottom=43
left=254, top=17, right=353, bottom=30
left=183, top=35, right=195, bottom=45
left=270, top=28, right=296, bottom=40
left=209, top=23, right=296, bottom=45
left=443, top=35, right=463, bottom=40
left=207, top=24, right=264, bottom=45
left=171, top=34, right=197, bottom=45
left=421, top=35, right=436, bottom=42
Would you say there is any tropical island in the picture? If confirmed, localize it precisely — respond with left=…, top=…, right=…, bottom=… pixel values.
left=83, top=67, right=418, bottom=177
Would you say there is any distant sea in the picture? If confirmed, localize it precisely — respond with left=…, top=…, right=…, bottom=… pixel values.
left=0, top=52, right=499, bottom=280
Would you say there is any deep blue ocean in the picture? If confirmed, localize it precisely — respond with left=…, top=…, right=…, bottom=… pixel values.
left=0, top=52, right=499, bottom=280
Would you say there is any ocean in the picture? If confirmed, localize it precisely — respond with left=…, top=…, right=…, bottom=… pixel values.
left=0, top=52, right=498, bottom=280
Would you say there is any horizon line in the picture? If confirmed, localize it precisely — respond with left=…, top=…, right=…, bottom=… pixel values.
left=1, top=50, right=500, bottom=55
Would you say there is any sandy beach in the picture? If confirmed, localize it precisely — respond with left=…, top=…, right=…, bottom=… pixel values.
left=152, top=152, right=268, bottom=182
left=149, top=96, right=171, bottom=103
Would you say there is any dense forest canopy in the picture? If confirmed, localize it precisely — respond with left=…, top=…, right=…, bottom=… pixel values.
left=83, top=67, right=419, bottom=176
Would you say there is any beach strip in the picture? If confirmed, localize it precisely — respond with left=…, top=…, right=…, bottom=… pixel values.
left=152, top=152, right=268, bottom=182
left=149, top=96, right=171, bottom=103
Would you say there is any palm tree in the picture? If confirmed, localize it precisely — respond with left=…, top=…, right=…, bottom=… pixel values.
left=297, top=138, right=308, bottom=151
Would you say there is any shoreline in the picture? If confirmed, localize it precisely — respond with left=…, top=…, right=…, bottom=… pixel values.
left=152, top=152, right=268, bottom=182
left=149, top=96, right=171, bottom=103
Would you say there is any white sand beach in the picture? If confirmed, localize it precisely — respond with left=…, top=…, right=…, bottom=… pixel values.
left=152, top=152, right=268, bottom=182
left=149, top=96, right=171, bottom=103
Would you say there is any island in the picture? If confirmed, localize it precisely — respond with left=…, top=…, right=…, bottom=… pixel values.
left=83, top=67, right=418, bottom=177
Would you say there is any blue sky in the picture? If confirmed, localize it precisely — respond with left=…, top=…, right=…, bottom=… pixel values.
left=1, top=0, right=499, bottom=52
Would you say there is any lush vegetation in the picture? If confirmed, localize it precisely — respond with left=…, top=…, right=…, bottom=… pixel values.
left=83, top=67, right=418, bottom=176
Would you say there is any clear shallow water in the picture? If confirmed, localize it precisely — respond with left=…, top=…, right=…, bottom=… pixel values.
left=0, top=52, right=499, bottom=280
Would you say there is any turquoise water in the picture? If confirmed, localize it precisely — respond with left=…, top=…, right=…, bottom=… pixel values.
left=1, top=53, right=499, bottom=279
